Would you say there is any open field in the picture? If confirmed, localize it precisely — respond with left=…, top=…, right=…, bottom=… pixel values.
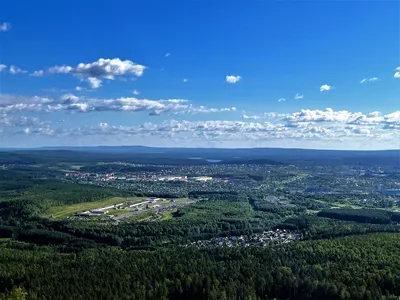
left=175, top=198, right=191, bottom=203
left=42, top=197, right=146, bottom=219
left=160, top=210, right=176, bottom=221
left=127, top=211, right=156, bottom=222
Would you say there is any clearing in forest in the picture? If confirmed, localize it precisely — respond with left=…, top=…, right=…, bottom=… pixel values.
left=41, top=197, right=146, bottom=219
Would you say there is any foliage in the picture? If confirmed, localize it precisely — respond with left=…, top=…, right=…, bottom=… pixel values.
left=1, top=233, right=400, bottom=299
left=317, top=208, right=400, bottom=224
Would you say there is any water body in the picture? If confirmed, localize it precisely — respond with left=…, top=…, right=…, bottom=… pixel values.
left=188, top=157, right=223, bottom=163
left=206, top=159, right=222, bottom=163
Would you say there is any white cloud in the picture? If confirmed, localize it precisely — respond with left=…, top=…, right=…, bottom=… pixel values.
left=394, top=72, right=400, bottom=78
left=0, top=64, right=6, bottom=72
left=285, top=108, right=358, bottom=123
left=242, top=108, right=400, bottom=131
left=30, top=70, right=44, bottom=77
left=60, top=93, right=80, bottom=104
left=360, top=77, right=378, bottom=83
left=242, top=114, right=260, bottom=120
left=36, top=117, right=382, bottom=146
left=0, top=22, right=11, bottom=32
left=0, top=93, right=237, bottom=116
left=9, top=65, right=28, bottom=74
left=48, top=58, right=147, bottom=88
left=0, top=114, right=47, bottom=128
left=165, top=53, right=170, bottom=57
left=86, top=77, right=102, bottom=89
left=132, top=89, right=140, bottom=95
left=320, top=84, right=332, bottom=92
left=278, top=98, right=286, bottom=102
left=226, top=75, right=242, bottom=84
left=49, top=58, right=146, bottom=78
left=49, top=65, right=73, bottom=74
left=76, top=86, right=83, bottom=91
left=294, top=93, right=304, bottom=100
left=6, top=106, right=400, bottom=149
left=183, top=78, right=188, bottom=83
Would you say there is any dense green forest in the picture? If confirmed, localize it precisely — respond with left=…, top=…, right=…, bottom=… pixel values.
left=1, top=233, right=400, bottom=299
left=317, top=208, right=400, bottom=224
left=2, top=166, right=400, bottom=299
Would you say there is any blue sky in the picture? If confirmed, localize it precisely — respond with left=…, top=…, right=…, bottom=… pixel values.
left=1, top=0, right=400, bottom=149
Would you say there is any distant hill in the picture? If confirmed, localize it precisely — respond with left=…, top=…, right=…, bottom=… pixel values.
left=0, top=146, right=399, bottom=166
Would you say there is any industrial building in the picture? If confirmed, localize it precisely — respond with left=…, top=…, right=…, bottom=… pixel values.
left=377, top=184, right=400, bottom=195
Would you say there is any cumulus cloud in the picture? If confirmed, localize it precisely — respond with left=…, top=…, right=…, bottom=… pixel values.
left=9, top=65, right=28, bottom=74
left=0, top=64, right=6, bottom=72
left=393, top=67, right=400, bottom=78
left=60, top=93, right=80, bottom=104
left=52, top=120, right=284, bottom=139
left=0, top=94, right=53, bottom=113
left=19, top=125, right=55, bottom=136
left=0, top=22, right=11, bottom=32
left=49, top=65, right=73, bottom=74
left=242, top=114, right=260, bottom=120
left=7, top=107, right=400, bottom=148
left=294, top=93, right=304, bottom=100
left=86, top=77, right=102, bottom=89
left=242, top=108, right=400, bottom=132
left=30, top=70, right=44, bottom=77
left=278, top=98, right=286, bottom=102
left=0, top=93, right=237, bottom=116
left=132, top=90, right=140, bottom=95
left=226, top=75, right=242, bottom=84
left=30, top=117, right=383, bottom=146
left=320, top=84, right=332, bottom=92
left=285, top=108, right=356, bottom=123
left=241, top=112, right=283, bottom=120
left=48, top=58, right=146, bottom=88
left=49, top=58, right=146, bottom=78
left=0, top=114, right=47, bottom=129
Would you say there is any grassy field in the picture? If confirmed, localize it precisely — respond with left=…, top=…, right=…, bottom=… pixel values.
left=160, top=210, right=176, bottom=221
left=42, top=197, right=145, bottom=219
left=174, top=198, right=190, bottom=203
left=127, top=211, right=156, bottom=222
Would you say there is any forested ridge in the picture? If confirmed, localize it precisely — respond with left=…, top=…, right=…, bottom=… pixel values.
left=1, top=233, right=400, bottom=299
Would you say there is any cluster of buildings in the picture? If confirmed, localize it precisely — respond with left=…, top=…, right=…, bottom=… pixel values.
left=65, top=172, right=91, bottom=178
left=127, top=175, right=213, bottom=182
left=76, top=203, right=123, bottom=217
left=377, top=184, right=400, bottom=195
left=75, top=197, right=167, bottom=217
left=65, top=171, right=214, bottom=183
left=185, top=229, right=301, bottom=248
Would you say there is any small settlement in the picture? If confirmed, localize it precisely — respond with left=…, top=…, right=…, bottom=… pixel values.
left=185, top=229, right=301, bottom=248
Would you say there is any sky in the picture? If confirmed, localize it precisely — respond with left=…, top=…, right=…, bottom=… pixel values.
left=1, top=0, right=400, bottom=149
